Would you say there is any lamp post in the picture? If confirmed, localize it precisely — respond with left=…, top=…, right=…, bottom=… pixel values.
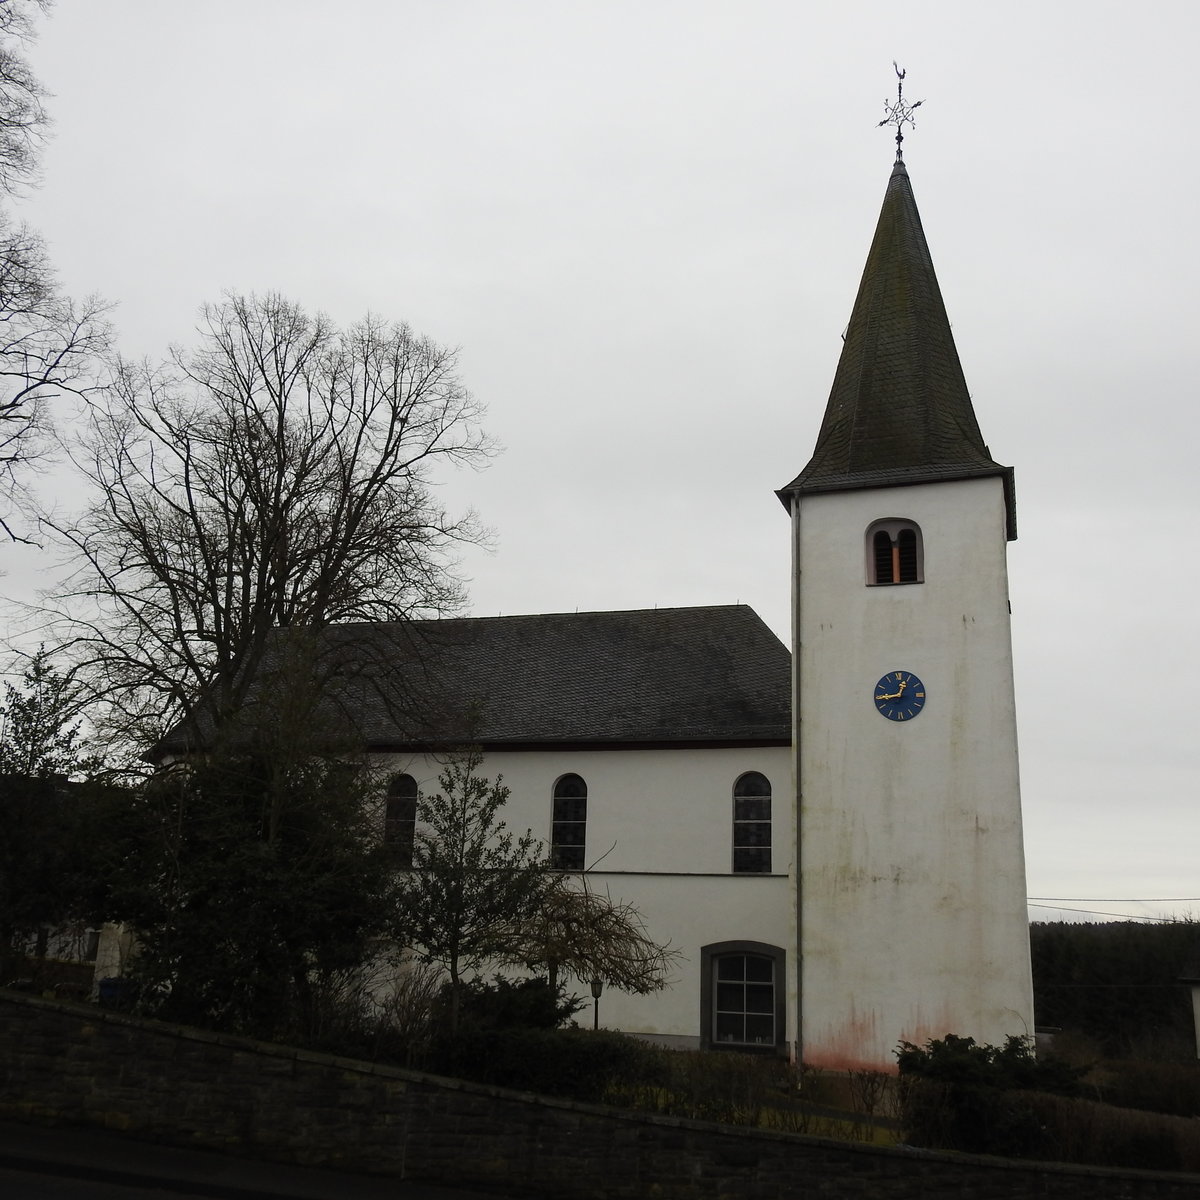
left=590, top=978, right=603, bottom=1030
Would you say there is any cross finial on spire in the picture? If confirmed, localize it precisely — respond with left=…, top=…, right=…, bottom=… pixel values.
left=878, top=62, right=923, bottom=161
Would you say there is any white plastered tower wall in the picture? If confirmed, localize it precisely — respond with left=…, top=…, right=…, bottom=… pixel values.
left=791, top=476, right=1033, bottom=1070
left=779, top=151, right=1036, bottom=1069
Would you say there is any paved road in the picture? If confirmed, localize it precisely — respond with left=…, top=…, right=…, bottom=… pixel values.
left=0, top=1163, right=209, bottom=1197
left=0, top=1120, right=509, bottom=1199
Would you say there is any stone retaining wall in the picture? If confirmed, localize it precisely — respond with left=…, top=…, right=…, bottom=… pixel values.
left=1, top=989, right=1197, bottom=1199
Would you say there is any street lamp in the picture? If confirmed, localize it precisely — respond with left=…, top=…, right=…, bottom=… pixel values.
left=590, top=977, right=603, bottom=1030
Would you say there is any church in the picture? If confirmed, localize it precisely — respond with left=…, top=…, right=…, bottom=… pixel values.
left=368, top=139, right=1035, bottom=1070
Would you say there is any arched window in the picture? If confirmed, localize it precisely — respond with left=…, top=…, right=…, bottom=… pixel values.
left=733, top=771, right=771, bottom=874
left=701, top=941, right=786, bottom=1051
left=551, top=774, right=587, bottom=871
left=867, top=519, right=923, bottom=585
left=385, top=773, right=418, bottom=867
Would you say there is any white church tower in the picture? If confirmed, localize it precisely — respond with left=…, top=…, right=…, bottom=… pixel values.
left=777, top=126, right=1034, bottom=1070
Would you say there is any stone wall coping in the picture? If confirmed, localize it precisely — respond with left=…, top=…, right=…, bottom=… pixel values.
left=4, top=987, right=1199, bottom=1190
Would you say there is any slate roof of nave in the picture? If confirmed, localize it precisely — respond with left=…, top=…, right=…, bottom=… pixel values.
left=157, top=605, right=792, bottom=756
left=351, top=604, right=791, bottom=749
left=779, top=158, right=1016, bottom=539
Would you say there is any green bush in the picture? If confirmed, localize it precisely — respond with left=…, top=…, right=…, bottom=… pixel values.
left=899, top=1078, right=1046, bottom=1157
left=1022, top=1091, right=1200, bottom=1172
left=897, top=1033, right=1086, bottom=1095
left=625, top=1049, right=790, bottom=1125
left=431, top=1026, right=663, bottom=1102
left=895, top=1034, right=1200, bottom=1169
left=1096, top=1059, right=1200, bottom=1118
left=896, top=1035, right=1087, bottom=1156
left=303, top=972, right=587, bottom=1072
left=444, top=975, right=583, bottom=1034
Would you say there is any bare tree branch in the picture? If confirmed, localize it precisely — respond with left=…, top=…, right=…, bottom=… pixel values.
left=0, top=0, right=50, bottom=198
left=0, top=2, right=112, bottom=540
left=45, top=293, right=493, bottom=748
left=514, top=873, right=684, bottom=995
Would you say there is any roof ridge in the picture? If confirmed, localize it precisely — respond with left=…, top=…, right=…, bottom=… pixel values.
left=326, top=603, right=760, bottom=633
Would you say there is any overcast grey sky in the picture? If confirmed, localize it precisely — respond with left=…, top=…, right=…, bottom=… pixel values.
left=3, top=1, right=1197, bottom=923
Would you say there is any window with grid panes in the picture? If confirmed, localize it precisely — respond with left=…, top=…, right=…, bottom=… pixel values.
left=551, top=773, right=587, bottom=870
left=714, top=953, right=776, bottom=1045
left=384, top=774, right=418, bottom=867
left=733, top=771, right=771, bottom=873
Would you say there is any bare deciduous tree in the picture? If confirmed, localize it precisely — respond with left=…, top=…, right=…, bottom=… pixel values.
left=49, top=293, right=491, bottom=746
left=0, top=1, right=111, bottom=539
left=520, top=873, right=682, bottom=995
left=0, top=0, right=51, bottom=197
left=0, top=221, right=109, bottom=537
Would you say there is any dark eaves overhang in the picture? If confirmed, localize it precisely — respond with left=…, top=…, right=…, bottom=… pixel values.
left=777, top=462, right=1017, bottom=541
left=366, top=734, right=792, bottom=755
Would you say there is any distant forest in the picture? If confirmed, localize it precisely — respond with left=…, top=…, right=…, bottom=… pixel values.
left=1031, top=921, right=1199, bottom=1059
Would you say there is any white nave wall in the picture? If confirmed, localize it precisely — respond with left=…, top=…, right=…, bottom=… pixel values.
left=385, top=744, right=792, bottom=1045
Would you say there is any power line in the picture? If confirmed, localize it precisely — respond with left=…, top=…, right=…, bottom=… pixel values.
left=1027, top=903, right=1178, bottom=922
left=1028, top=896, right=1200, bottom=904
left=1040, top=983, right=1184, bottom=989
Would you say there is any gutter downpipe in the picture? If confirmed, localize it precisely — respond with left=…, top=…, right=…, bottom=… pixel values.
left=790, top=492, right=803, bottom=1067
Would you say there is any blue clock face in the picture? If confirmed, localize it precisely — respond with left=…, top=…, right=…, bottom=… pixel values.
left=874, top=670, right=926, bottom=721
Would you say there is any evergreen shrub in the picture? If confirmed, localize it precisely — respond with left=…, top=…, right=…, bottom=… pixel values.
left=896, top=1034, right=1086, bottom=1157
left=445, top=974, right=583, bottom=1033
left=432, top=1026, right=663, bottom=1102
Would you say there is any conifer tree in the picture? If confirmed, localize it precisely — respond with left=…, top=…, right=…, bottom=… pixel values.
left=0, top=647, right=95, bottom=777
left=393, top=749, right=548, bottom=1033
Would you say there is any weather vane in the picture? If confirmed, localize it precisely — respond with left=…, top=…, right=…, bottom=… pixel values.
left=878, top=62, right=923, bottom=160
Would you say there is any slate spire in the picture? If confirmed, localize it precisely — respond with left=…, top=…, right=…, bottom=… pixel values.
left=778, top=158, right=1015, bottom=538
